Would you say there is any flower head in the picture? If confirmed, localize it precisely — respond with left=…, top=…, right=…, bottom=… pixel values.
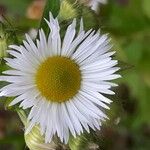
left=0, top=13, right=120, bottom=143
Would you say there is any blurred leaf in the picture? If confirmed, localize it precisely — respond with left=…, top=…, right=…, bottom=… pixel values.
left=142, top=0, right=150, bottom=18
left=0, top=134, right=24, bottom=144
left=125, top=41, right=143, bottom=65
left=47, top=0, right=60, bottom=17
left=0, top=0, right=30, bottom=16
left=103, top=0, right=150, bottom=35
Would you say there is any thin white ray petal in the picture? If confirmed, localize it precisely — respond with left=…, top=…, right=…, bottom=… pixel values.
left=83, top=81, right=111, bottom=90
left=9, top=88, right=40, bottom=106
left=76, top=94, right=108, bottom=119
left=82, top=67, right=120, bottom=79
left=66, top=29, right=92, bottom=57
left=72, top=31, right=99, bottom=60
left=19, top=99, right=34, bottom=109
left=0, top=76, right=33, bottom=83
left=84, top=74, right=121, bottom=82
left=74, top=96, right=102, bottom=119
left=82, top=60, right=118, bottom=73
left=80, top=57, right=111, bottom=70
left=101, top=81, right=118, bottom=87
left=99, top=74, right=122, bottom=81
left=45, top=13, right=61, bottom=56
left=66, top=100, right=89, bottom=123
left=79, top=18, right=84, bottom=34
left=7, top=50, right=21, bottom=58
left=61, top=19, right=76, bottom=56
left=40, top=101, right=51, bottom=135
left=25, top=34, right=39, bottom=54
left=60, top=103, right=76, bottom=137
left=79, top=90, right=110, bottom=109
left=66, top=101, right=90, bottom=132
left=9, top=45, right=20, bottom=52
left=66, top=101, right=83, bottom=135
left=98, top=89, right=115, bottom=95
left=76, top=34, right=109, bottom=64
left=2, top=70, right=28, bottom=76
left=87, top=91, right=112, bottom=104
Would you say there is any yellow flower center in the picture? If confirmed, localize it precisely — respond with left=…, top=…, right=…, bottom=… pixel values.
left=35, top=56, right=81, bottom=102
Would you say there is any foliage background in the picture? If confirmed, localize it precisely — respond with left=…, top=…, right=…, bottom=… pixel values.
left=0, top=0, right=150, bottom=149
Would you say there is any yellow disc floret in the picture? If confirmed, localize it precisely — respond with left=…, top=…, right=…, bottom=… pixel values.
left=36, top=56, right=81, bottom=102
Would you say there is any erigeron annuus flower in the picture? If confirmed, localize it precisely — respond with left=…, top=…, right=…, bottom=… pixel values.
left=0, top=13, right=120, bottom=143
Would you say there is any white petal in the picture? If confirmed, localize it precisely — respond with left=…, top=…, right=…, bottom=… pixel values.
left=60, top=103, right=76, bottom=137
left=61, top=19, right=76, bottom=56
left=76, top=94, right=108, bottom=119
left=66, top=101, right=83, bottom=135
left=82, top=67, right=120, bottom=79
left=79, top=90, right=110, bottom=109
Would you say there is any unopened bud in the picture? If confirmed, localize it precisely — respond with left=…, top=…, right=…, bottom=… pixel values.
left=25, top=126, right=57, bottom=150
left=0, top=24, right=7, bottom=58
left=0, top=37, right=7, bottom=58
left=59, top=0, right=77, bottom=21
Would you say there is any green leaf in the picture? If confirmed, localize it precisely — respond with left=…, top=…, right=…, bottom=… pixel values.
left=142, top=0, right=150, bottom=19
left=39, top=0, right=60, bottom=35
left=103, top=0, right=150, bottom=35
left=0, top=0, right=30, bottom=16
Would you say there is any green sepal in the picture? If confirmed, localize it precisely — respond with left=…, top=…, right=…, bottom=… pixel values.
left=69, top=134, right=89, bottom=150
left=16, top=108, right=27, bottom=126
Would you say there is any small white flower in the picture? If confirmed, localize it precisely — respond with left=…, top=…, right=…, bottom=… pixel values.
left=82, top=0, right=108, bottom=11
left=0, top=13, right=120, bottom=143
left=28, top=28, right=38, bottom=40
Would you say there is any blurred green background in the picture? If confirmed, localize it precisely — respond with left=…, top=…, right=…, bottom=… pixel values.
left=0, top=0, right=150, bottom=149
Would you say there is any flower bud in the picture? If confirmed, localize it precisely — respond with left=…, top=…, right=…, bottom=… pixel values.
left=25, top=126, right=57, bottom=150
left=59, top=0, right=77, bottom=21
left=0, top=24, right=7, bottom=58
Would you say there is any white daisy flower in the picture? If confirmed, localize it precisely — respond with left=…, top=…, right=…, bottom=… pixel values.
left=0, top=13, right=120, bottom=143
